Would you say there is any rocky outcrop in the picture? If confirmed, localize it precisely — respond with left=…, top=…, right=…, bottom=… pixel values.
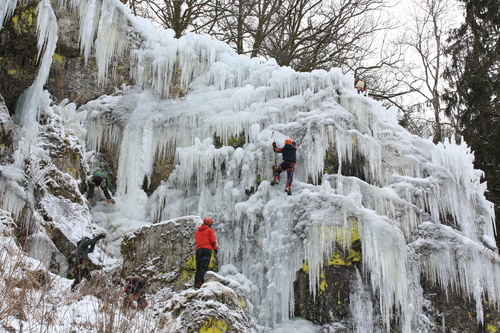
left=46, top=0, right=132, bottom=107
left=294, top=219, right=362, bottom=329
left=25, top=106, right=93, bottom=277
left=121, top=216, right=211, bottom=291
left=122, top=216, right=257, bottom=332
left=157, top=276, right=257, bottom=333
left=293, top=218, right=500, bottom=332
left=0, top=91, right=92, bottom=277
left=0, top=2, right=39, bottom=114
left=0, top=0, right=131, bottom=115
left=422, top=276, right=500, bottom=332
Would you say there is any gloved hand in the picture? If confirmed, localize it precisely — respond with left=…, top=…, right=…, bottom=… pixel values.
left=213, top=249, right=219, bottom=255
left=272, top=142, right=276, bottom=145
left=108, top=199, right=116, bottom=204
left=97, top=233, right=106, bottom=240
left=292, top=141, right=296, bottom=145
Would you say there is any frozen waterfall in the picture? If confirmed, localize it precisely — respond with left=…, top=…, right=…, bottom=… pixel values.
left=1, top=0, right=498, bottom=331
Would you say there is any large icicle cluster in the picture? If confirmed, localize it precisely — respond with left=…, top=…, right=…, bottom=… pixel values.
left=1, top=0, right=498, bottom=331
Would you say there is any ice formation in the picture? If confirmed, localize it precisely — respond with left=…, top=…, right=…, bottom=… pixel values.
left=1, top=0, right=498, bottom=331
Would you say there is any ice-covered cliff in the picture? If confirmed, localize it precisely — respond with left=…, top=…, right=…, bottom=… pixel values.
left=0, top=0, right=499, bottom=332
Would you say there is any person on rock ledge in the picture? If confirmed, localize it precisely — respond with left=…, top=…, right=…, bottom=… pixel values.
left=71, top=233, right=106, bottom=291
left=194, top=217, right=218, bottom=289
left=87, top=170, right=115, bottom=204
left=271, top=138, right=297, bottom=195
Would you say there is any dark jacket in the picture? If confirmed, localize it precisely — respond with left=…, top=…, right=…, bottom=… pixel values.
left=123, top=277, right=145, bottom=295
left=195, top=224, right=218, bottom=251
left=273, top=142, right=297, bottom=162
left=76, top=236, right=101, bottom=262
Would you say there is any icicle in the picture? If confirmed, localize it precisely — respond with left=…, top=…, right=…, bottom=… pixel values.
left=0, top=0, right=19, bottom=30
left=417, top=222, right=500, bottom=326
left=76, top=0, right=102, bottom=61
left=94, top=0, right=129, bottom=84
left=350, top=268, right=374, bottom=333
left=55, top=5, right=498, bottom=328
left=14, top=0, right=58, bottom=130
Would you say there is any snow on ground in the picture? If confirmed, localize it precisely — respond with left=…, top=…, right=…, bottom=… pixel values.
left=0, top=0, right=498, bottom=331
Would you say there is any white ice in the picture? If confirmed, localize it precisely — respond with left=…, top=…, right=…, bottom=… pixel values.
left=0, top=0, right=498, bottom=331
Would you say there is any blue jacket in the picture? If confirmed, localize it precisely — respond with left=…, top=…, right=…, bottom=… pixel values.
left=273, top=142, right=297, bottom=162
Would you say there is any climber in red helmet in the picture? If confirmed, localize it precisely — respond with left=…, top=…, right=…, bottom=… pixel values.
left=194, top=217, right=218, bottom=289
left=271, top=138, right=297, bottom=195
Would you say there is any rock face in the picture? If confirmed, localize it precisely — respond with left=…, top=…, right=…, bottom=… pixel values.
left=0, top=0, right=131, bottom=115
left=422, top=278, right=500, bottom=333
left=1, top=0, right=499, bottom=331
left=0, top=93, right=91, bottom=277
left=0, top=2, right=39, bottom=113
left=157, top=276, right=257, bottom=333
left=294, top=219, right=363, bottom=330
left=121, top=216, right=204, bottom=291
left=122, top=216, right=257, bottom=332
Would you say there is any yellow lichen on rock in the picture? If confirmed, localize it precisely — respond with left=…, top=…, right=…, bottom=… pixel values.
left=486, top=323, right=498, bottom=333
left=199, top=317, right=228, bottom=333
left=238, top=298, right=247, bottom=311
left=179, top=254, right=197, bottom=283
left=52, top=53, right=63, bottom=64
left=319, top=272, right=328, bottom=292
left=301, top=260, right=309, bottom=272
left=318, top=218, right=360, bottom=245
left=320, top=219, right=362, bottom=266
left=179, top=252, right=219, bottom=284
left=11, top=5, right=36, bottom=34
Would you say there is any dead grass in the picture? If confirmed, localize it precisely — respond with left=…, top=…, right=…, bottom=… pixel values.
left=0, top=228, right=160, bottom=332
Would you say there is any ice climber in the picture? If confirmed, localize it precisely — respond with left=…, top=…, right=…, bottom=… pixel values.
left=271, top=138, right=297, bottom=195
left=71, top=233, right=106, bottom=291
left=194, top=217, right=218, bottom=289
left=354, top=79, right=367, bottom=94
left=87, top=170, right=115, bottom=204
left=123, top=277, right=148, bottom=309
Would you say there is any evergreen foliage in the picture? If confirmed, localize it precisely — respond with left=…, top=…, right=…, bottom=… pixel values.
left=444, top=0, right=500, bottom=244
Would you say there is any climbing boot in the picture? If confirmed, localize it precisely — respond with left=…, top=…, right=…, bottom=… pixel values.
left=270, top=180, right=279, bottom=186
left=285, top=188, right=292, bottom=196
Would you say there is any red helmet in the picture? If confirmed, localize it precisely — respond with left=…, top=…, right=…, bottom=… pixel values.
left=203, top=217, right=213, bottom=226
left=285, top=138, right=293, bottom=145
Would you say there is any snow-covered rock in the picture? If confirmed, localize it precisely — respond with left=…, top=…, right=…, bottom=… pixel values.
left=122, top=215, right=202, bottom=291
left=0, top=0, right=498, bottom=332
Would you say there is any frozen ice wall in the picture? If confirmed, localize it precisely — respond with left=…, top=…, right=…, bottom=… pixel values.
left=82, top=25, right=498, bottom=330
left=0, top=0, right=59, bottom=228
left=14, top=0, right=58, bottom=132
left=2, top=0, right=498, bottom=331
left=70, top=0, right=498, bottom=330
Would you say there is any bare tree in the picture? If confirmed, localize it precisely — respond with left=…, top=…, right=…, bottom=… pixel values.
left=193, top=0, right=289, bottom=56
left=258, top=0, right=389, bottom=72
left=392, top=0, right=456, bottom=143
left=191, top=0, right=391, bottom=72
left=351, top=34, right=410, bottom=100
left=129, top=0, right=212, bottom=38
